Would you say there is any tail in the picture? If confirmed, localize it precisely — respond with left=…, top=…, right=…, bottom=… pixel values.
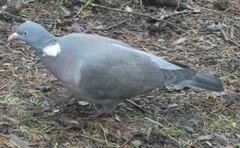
left=177, top=72, right=224, bottom=92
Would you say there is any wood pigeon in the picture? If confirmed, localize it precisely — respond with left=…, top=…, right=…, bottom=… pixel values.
left=8, top=21, right=224, bottom=113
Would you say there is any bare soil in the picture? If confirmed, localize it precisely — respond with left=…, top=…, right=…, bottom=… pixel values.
left=0, top=0, right=239, bottom=147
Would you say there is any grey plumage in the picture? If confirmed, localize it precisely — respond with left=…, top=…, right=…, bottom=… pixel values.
left=8, top=22, right=224, bottom=108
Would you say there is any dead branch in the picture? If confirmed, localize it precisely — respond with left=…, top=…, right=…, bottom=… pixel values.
left=143, top=0, right=180, bottom=7
left=160, top=10, right=201, bottom=20
left=93, top=19, right=130, bottom=30
left=126, top=99, right=149, bottom=113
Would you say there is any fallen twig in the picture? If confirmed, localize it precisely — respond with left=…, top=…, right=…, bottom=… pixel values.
left=229, top=26, right=234, bottom=39
left=160, top=10, right=201, bottom=20
left=126, top=99, right=148, bottom=113
left=93, top=19, right=130, bottom=30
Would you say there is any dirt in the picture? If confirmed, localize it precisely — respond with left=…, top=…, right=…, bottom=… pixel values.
left=0, top=0, right=239, bottom=147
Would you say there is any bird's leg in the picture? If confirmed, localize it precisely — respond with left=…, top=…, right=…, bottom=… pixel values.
left=57, top=87, right=73, bottom=99
left=92, top=105, right=116, bottom=118
left=80, top=104, right=116, bottom=118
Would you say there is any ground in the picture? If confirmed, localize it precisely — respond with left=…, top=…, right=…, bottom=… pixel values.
left=0, top=0, right=239, bottom=147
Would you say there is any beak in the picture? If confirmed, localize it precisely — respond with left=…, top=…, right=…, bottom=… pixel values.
left=8, top=32, right=19, bottom=41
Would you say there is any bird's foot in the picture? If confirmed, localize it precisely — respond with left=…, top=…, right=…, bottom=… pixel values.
left=80, top=105, right=119, bottom=119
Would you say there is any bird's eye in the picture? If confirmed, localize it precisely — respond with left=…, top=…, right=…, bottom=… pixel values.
left=24, top=31, right=28, bottom=35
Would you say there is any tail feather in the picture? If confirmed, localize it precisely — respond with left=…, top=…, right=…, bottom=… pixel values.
left=177, top=72, right=224, bottom=92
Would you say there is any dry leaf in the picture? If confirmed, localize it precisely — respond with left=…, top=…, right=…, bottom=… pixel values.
left=60, top=6, right=71, bottom=17
left=227, top=106, right=238, bottom=115
left=235, top=133, right=240, bottom=139
left=71, top=22, right=81, bottom=32
left=125, top=6, right=133, bottom=12
left=171, top=37, right=187, bottom=46
left=131, top=139, right=142, bottom=147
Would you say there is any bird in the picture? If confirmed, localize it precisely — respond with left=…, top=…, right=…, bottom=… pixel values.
left=8, top=21, right=224, bottom=115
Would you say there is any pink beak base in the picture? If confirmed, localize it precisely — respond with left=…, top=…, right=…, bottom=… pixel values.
left=8, top=33, right=18, bottom=41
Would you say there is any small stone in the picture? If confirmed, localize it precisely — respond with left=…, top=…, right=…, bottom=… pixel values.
left=168, top=103, right=178, bottom=108
left=52, top=109, right=59, bottom=113
left=131, top=139, right=142, bottom=147
left=78, top=101, right=90, bottom=106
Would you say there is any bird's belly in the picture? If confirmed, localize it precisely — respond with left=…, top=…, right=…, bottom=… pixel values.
left=63, top=83, right=118, bottom=105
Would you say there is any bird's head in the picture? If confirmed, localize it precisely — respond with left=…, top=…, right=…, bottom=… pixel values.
left=8, top=21, right=59, bottom=56
left=8, top=21, right=52, bottom=43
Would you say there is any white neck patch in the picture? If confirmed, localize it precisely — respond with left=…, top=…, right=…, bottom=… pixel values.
left=42, top=43, right=61, bottom=57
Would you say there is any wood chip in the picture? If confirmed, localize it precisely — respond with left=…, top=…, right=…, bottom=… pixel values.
left=205, top=141, right=212, bottom=147
left=171, top=37, right=187, bottom=46
left=197, top=135, right=213, bottom=141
